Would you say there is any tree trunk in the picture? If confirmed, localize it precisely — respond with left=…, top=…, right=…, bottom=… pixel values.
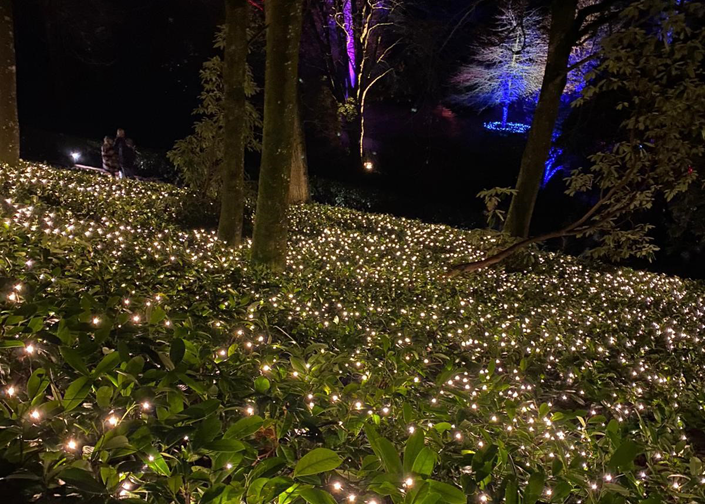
left=217, top=0, right=250, bottom=247
left=504, top=0, right=579, bottom=238
left=289, top=96, right=310, bottom=204
left=251, top=0, right=304, bottom=271
left=0, top=0, right=20, bottom=165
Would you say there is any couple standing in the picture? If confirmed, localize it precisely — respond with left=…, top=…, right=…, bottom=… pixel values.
left=101, top=129, right=137, bottom=179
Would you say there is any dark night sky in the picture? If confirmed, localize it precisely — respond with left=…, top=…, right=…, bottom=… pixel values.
left=15, top=0, right=225, bottom=149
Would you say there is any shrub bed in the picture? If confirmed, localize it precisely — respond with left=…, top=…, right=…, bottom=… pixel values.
left=0, top=162, right=704, bottom=504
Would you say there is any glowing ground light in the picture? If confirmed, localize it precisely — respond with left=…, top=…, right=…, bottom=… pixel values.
left=483, top=121, right=531, bottom=134
left=364, top=161, right=374, bottom=171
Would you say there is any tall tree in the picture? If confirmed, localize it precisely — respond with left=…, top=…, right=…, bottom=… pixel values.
left=289, top=94, right=310, bottom=204
left=452, top=4, right=547, bottom=130
left=0, top=0, right=20, bottom=165
left=504, top=0, right=625, bottom=238
left=303, top=0, right=401, bottom=165
left=251, top=0, right=304, bottom=270
left=450, top=0, right=704, bottom=275
left=218, top=0, right=250, bottom=246
left=504, top=0, right=580, bottom=237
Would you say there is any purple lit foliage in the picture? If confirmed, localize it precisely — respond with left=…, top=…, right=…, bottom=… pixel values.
left=344, top=0, right=356, bottom=93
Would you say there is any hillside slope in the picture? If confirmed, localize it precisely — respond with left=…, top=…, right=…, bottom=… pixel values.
left=0, top=163, right=704, bottom=503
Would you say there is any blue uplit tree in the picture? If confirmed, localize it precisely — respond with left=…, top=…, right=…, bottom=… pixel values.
left=452, top=3, right=547, bottom=133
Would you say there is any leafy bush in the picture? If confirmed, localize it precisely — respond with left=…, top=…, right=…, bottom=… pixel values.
left=168, top=27, right=261, bottom=200
left=309, top=178, right=381, bottom=212
left=0, top=162, right=704, bottom=504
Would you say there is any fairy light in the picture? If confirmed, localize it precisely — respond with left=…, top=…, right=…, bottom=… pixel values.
left=1, top=161, right=704, bottom=503
left=66, top=439, right=78, bottom=451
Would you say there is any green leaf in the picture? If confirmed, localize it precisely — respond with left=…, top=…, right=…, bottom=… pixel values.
left=299, top=488, right=337, bottom=504
left=60, top=347, right=89, bottom=375
left=404, top=430, right=425, bottom=473
left=293, top=448, right=343, bottom=478
left=262, top=477, right=295, bottom=501
left=201, top=483, right=227, bottom=504
left=94, top=351, right=121, bottom=376
left=433, top=422, right=452, bottom=434
left=170, top=338, right=186, bottom=365
left=609, top=440, right=640, bottom=471
left=143, top=452, right=170, bottom=476
left=96, top=385, right=113, bottom=408
left=58, top=468, right=107, bottom=494
left=250, top=457, right=286, bottom=480
left=255, top=376, right=270, bottom=394
left=411, top=447, right=437, bottom=476
left=505, top=477, right=518, bottom=504
left=27, top=368, right=50, bottom=399
left=403, top=402, right=413, bottom=424
left=427, top=481, right=466, bottom=504
left=0, top=340, right=25, bottom=348
left=149, top=306, right=167, bottom=325
left=202, top=439, right=245, bottom=453
left=365, top=425, right=403, bottom=475
left=691, top=456, right=703, bottom=478
left=225, top=415, right=263, bottom=439
left=62, top=376, right=92, bottom=412
left=167, top=475, right=183, bottom=496
left=538, top=403, right=549, bottom=418
left=247, top=478, right=268, bottom=504
left=103, top=435, right=129, bottom=450
left=552, top=481, right=572, bottom=502
left=523, top=471, right=545, bottom=504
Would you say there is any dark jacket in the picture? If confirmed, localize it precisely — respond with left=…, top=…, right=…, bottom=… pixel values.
left=114, top=137, right=127, bottom=159
left=121, top=145, right=137, bottom=178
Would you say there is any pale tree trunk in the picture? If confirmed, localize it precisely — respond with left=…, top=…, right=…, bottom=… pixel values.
left=0, top=0, right=20, bottom=165
left=218, top=0, right=249, bottom=246
left=251, top=0, right=304, bottom=271
left=288, top=96, right=310, bottom=204
left=504, top=0, right=579, bottom=238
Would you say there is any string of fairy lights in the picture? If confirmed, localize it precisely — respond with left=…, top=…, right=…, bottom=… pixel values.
left=0, top=162, right=704, bottom=503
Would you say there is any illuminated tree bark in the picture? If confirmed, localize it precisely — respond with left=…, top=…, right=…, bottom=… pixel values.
left=0, top=0, right=20, bottom=165
left=504, top=0, right=579, bottom=238
left=289, top=95, right=310, bottom=204
left=218, top=0, right=250, bottom=246
left=251, top=0, right=304, bottom=270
